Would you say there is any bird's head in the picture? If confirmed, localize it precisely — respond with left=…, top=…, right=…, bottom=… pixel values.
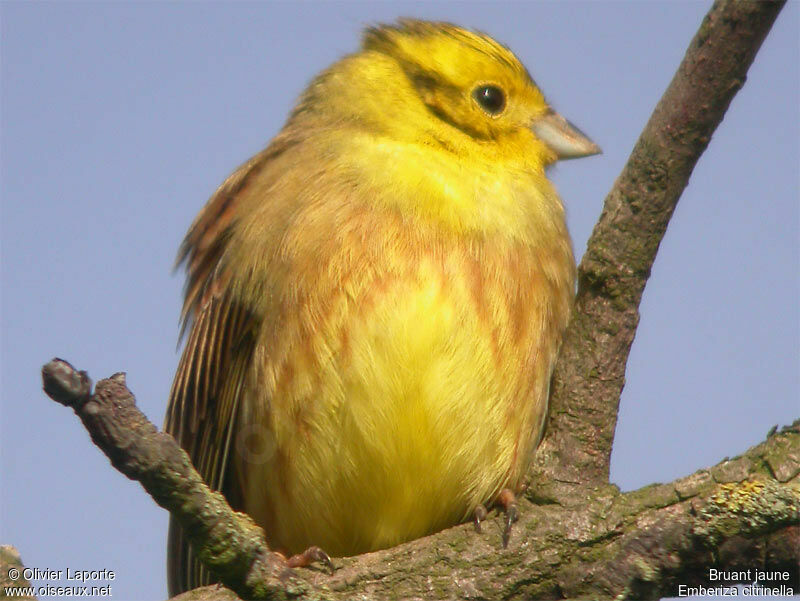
left=284, top=19, right=599, bottom=237
left=294, top=19, right=599, bottom=171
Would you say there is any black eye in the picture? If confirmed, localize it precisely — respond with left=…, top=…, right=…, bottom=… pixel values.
left=472, top=85, right=506, bottom=115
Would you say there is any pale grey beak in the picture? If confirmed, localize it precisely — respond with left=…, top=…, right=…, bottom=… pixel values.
left=531, top=110, right=601, bottom=160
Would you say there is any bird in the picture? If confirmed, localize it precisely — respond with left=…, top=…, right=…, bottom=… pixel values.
left=165, top=18, right=600, bottom=595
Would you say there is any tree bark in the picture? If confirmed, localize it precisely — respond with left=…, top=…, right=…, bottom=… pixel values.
left=541, top=0, right=788, bottom=486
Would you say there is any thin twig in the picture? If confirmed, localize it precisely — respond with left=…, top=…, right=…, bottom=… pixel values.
left=41, top=358, right=324, bottom=601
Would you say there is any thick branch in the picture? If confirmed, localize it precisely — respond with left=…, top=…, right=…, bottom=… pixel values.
left=41, top=359, right=798, bottom=600
left=543, top=0, right=787, bottom=485
left=324, top=425, right=799, bottom=601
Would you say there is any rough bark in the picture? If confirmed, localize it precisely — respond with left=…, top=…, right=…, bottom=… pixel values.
left=26, top=0, right=798, bottom=600
left=540, top=0, right=788, bottom=486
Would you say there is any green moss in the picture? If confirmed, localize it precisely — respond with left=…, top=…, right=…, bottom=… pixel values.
left=694, top=479, right=800, bottom=547
left=626, top=482, right=679, bottom=510
left=762, top=432, right=800, bottom=482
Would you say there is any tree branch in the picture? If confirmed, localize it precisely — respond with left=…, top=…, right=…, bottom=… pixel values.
left=542, top=0, right=787, bottom=485
left=40, top=359, right=319, bottom=601
left=40, top=359, right=799, bottom=600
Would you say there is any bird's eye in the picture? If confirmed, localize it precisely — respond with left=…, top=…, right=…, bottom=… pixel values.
left=472, top=85, right=506, bottom=115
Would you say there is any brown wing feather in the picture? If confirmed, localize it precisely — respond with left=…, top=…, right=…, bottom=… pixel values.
left=164, top=147, right=274, bottom=597
left=175, top=147, right=269, bottom=339
left=166, top=296, right=256, bottom=595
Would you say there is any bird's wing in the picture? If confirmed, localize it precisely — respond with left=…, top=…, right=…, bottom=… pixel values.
left=166, top=296, right=256, bottom=595
left=164, top=145, right=278, bottom=596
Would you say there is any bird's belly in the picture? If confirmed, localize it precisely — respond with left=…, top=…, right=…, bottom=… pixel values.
left=243, top=259, right=548, bottom=557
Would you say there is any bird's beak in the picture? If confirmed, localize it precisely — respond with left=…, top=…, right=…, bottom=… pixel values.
left=531, top=110, right=601, bottom=160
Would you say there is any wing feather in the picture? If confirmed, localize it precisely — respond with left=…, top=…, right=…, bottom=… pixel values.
left=165, top=149, right=271, bottom=596
left=166, top=295, right=256, bottom=595
left=165, top=133, right=301, bottom=596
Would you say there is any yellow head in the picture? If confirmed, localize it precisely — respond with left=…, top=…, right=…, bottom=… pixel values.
left=291, top=19, right=599, bottom=172
left=280, top=19, right=599, bottom=238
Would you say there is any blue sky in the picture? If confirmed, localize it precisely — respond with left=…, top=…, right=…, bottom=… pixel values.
left=1, top=2, right=797, bottom=600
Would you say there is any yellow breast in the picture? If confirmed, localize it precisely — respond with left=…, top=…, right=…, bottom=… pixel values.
left=236, top=201, right=573, bottom=556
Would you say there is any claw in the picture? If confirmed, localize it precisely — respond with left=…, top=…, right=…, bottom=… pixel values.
left=473, top=504, right=488, bottom=533
left=472, top=488, right=520, bottom=547
left=286, top=546, right=334, bottom=574
left=496, top=488, right=518, bottom=548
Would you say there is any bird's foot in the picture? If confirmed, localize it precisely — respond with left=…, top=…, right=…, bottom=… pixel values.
left=473, top=488, right=518, bottom=547
left=285, top=546, right=334, bottom=574
left=496, top=488, right=519, bottom=548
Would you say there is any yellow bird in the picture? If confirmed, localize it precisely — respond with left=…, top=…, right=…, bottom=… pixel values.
left=165, top=19, right=599, bottom=595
